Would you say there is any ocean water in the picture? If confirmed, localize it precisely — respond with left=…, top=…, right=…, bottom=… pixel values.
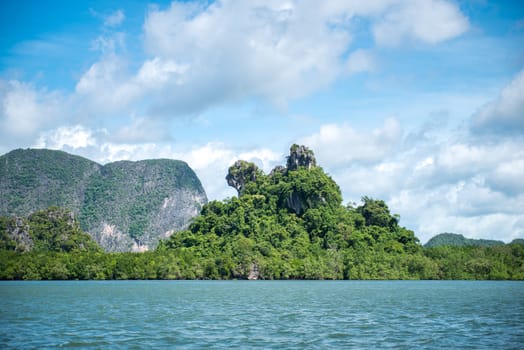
left=0, top=280, right=523, bottom=349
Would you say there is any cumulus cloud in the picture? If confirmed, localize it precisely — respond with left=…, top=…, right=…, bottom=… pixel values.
left=136, top=0, right=467, bottom=114
left=0, top=80, right=69, bottom=152
left=390, top=188, right=524, bottom=243
left=12, top=0, right=521, bottom=243
left=471, top=69, right=524, bottom=135
left=75, top=55, right=143, bottom=116
left=298, top=114, right=524, bottom=243
left=34, top=125, right=98, bottom=150
left=299, top=117, right=402, bottom=168
left=90, top=32, right=126, bottom=54
left=372, top=0, right=469, bottom=46
left=142, top=0, right=351, bottom=112
left=486, top=159, right=524, bottom=196
left=351, top=139, right=524, bottom=243
left=10, top=0, right=467, bottom=125
left=136, top=57, right=188, bottom=88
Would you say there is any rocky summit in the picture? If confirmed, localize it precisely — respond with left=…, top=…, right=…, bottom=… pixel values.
left=0, top=149, right=207, bottom=252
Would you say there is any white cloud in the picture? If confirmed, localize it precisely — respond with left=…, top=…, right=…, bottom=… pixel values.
left=28, top=0, right=469, bottom=123
left=138, top=0, right=466, bottom=113
left=471, top=69, right=524, bottom=135
left=8, top=0, right=524, bottom=245
left=299, top=117, right=402, bottom=167
left=136, top=57, right=188, bottom=88
left=486, top=159, right=524, bottom=196
left=372, top=0, right=469, bottom=46
left=1, top=81, right=43, bottom=136
left=0, top=80, right=67, bottom=148
left=75, top=55, right=140, bottom=114
left=90, top=8, right=125, bottom=28
left=34, top=125, right=98, bottom=150
left=142, top=1, right=352, bottom=111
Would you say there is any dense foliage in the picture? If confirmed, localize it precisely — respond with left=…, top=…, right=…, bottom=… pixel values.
left=1, top=145, right=523, bottom=280
left=424, top=245, right=524, bottom=280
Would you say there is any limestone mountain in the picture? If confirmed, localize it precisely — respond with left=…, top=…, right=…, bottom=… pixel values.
left=0, top=149, right=207, bottom=251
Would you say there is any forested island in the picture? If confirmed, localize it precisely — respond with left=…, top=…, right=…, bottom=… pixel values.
left=1, top=145, right=523, bottom=280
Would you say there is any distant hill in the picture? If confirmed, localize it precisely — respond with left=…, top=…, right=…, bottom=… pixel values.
left=424, top=233, right=506, bottom=248
left=0, top=149, right=207, bottom=252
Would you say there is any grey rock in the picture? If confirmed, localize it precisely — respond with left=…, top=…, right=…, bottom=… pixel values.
left=286, top=144, right=316, bottom=171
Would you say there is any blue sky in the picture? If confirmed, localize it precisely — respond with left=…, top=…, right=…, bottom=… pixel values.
left=1, top=0, right=523, bottom=243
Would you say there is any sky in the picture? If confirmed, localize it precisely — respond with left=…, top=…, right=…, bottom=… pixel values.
left=1, top=0, right=523, bottom=243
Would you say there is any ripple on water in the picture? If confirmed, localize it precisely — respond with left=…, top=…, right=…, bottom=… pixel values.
left=1, top=280, right=523, bottom=349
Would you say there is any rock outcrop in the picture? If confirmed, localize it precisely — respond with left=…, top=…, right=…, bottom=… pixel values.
left=226, top=160, right=263, bottom=196
left=286, top=144, right=316, bottom=171
left=0, top=216, right=33, bottom=252
left=247, top=263, right=260, bottom=280
left=225, top=144, right=340, bottom=216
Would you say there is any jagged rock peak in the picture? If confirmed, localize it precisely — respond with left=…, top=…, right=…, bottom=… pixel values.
left=226, top=160, right=262, bottom=196
left=286, top=144, right=316, bottom=171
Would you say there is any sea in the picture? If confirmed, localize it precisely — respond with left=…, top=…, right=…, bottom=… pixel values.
left=1, top=280, right=523, bottom=349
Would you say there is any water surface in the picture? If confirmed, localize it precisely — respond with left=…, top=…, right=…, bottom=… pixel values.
left=1, top=280, right=523, bottom=349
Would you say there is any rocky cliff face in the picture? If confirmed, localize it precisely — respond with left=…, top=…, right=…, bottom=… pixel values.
left=0, top=216, right=32, bottom=252
left=0, top=149, right=207, bottom=252
left=226, top=160, right=263, bottom=196
left=287, top=144, right=316, bottom=171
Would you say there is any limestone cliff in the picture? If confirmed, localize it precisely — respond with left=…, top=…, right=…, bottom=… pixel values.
left=0, top=149, right=207, bottom=252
